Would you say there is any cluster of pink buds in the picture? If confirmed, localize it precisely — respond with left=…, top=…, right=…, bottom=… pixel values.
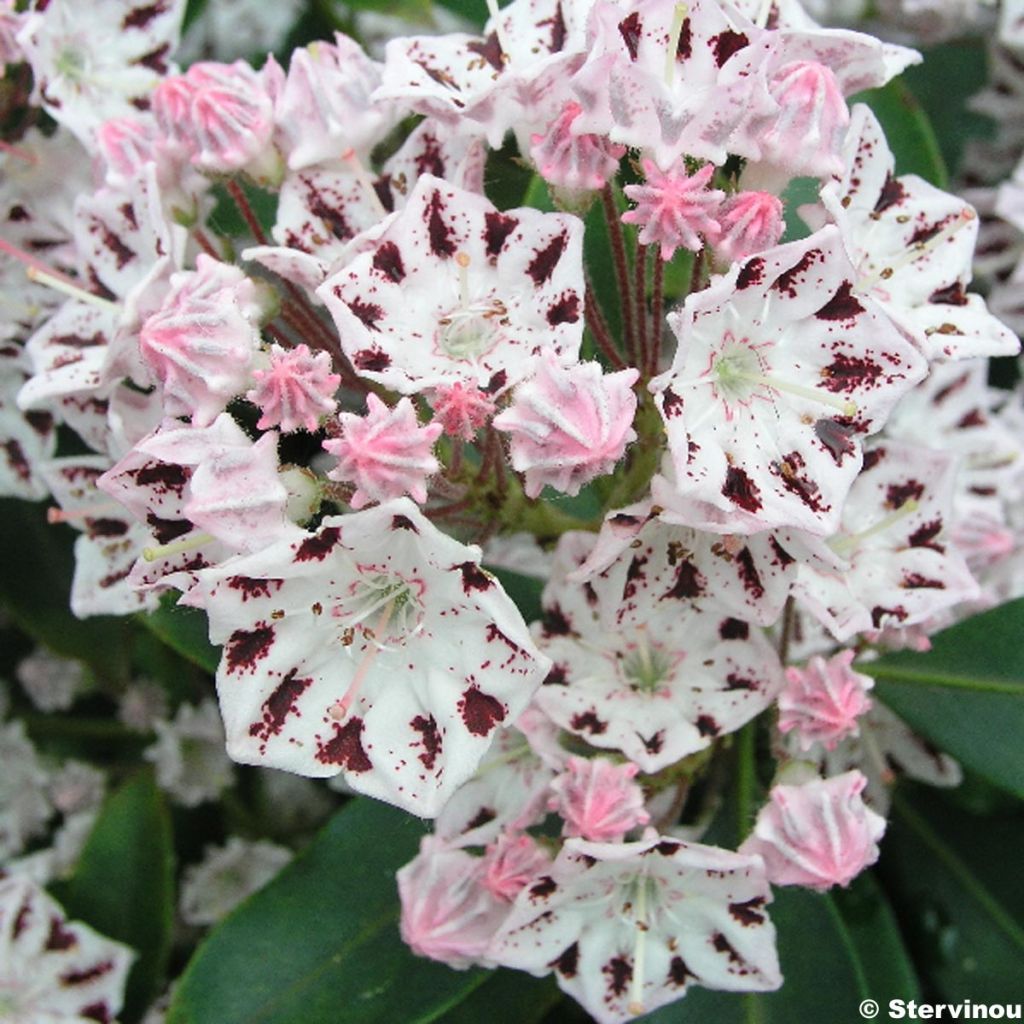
left=0, top=0, right=1021, bottom=1019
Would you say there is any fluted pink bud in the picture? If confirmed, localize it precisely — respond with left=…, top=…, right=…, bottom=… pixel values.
left=548, top=756, right=650, bottom=842
left=247, top=343, right=340, bottom=433
left=481, top=832, right=551, bottom=903
left=622, top=160, right=724, bottom=261
left=529, top=101, right=625, bottom=193
left=153, top=60, right=276, bottom=174
left=324, top=393, right=441, bottom=508
left=740, top=772, right=886, bottom=891
left=429, top=382, right=496, bottom=441
left=778, top=650, right=873, bottom=752
left=494, top=357, right=638, bottom=499
left=714, top=191, right=785, bottom=264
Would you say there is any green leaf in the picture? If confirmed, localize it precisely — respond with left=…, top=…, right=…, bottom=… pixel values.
left=870, top=598, right=1024, bottom=799
left=0, top=498, right=130, bottom=679
left=487, top=566, right=544, bottom=626
left=854, top=79, right=948, bottom=188
left=167, top=799, right=490, bottom=1024
left=901, top=40, right=994, bottom=178
left=833, top=871, right=921, bottom=1003
left=54, top=772, right=175, bottom=1023
left=879, top=786, right=1024, bottom=1004
left=440, top=971, right=564, bottom=1024
left=138, top=593, right=220, bottom=676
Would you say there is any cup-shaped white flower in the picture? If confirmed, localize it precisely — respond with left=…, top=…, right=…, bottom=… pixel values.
left=318, top=175, right=584, bottom=394
left=194, top=499, right=551, bottom=816
left=650, top=226, right=927, bottom=536
left=489, top=834, right=781, bottom=1024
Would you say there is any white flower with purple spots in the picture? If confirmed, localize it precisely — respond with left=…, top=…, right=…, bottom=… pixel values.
left=650, top=227, right=927, bottom=536
left=318, top=175, right=584, bottom=394
left=489, top=834, right=781, bottom=1024
left=193, top=499, right=551, bottom=816
left=534, top=531, right=784, bottom=771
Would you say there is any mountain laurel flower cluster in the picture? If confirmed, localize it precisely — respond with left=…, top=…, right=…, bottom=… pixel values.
left=1, top=0, right=1022, bottom=1020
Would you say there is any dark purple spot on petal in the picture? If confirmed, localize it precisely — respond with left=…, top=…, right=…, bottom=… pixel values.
left=316, top=717, right=372, bottom=772
left=873, top=174, right=906, bottom=214
left=547, top=291, right=580, bottom=325
left=411, top=714, right=442, bottom=769
left=722, top=465, right=762, bottom=513
left=729, top=897, right=766, bottom=926
left=736, top=257, right=764, bottom=290
left=484, top=211, right=519, bottom=260
left=710, top=29, right=749, bottom=66
left=295, top=526, right=341, bottom=562
left=249, top=670, right=312, bottom=744
left=226, top=623, right=275, bottom=675
left=227, top=576, right=284, bottom=601
left=719, top=617, right=750, bottom=640
left=696, top=714, right=719, bottom=737
left=571, top=710, right=606, bottom=735
left=815, top=280, right=865, bottom=321
left=459, top=562, right=493, bottom=593
left=550, top=942, right=579, bottom=977
left=603, top=956, right=633, bottom=997
left=885, top=480, right=924, bottom=510
left=372, top=241, right=406, bottom=283
left=458, top=686, right=506, bottom=736
left=821, top=353, right=883, bottom=393
left=617, top=12, right=642, bottom=59
left=526, top=232, right=567, bottom=286
left=425, top=190, right=457, bottom=257
left=347, top=297, right=384, bottom=330
left=354, top=348, right=391, bottom=372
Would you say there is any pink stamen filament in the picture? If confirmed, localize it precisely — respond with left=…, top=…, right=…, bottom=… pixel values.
left=329, top=598, right=395, bottom=720
left=0, top=237, right=81, bottom=291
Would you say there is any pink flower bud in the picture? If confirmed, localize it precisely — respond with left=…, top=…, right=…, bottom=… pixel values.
left=429, top=382, right=496, bottom=441
left=740, top=772, right=886, bottom=891
left=153, top=60, right=276, bottom=174
left=494, top=358, right=639, bottom=499
left=622, top=160, right=724, bottom=261
left=714, top=191, right=785, bottom=264
left=324, top=393, right=442, bottom=508
left=398, top=836, right=506, bottom=969
left=481, top=832, right=551, bottom=903
left=529, top=101, right=626, bottom=193
left=139, top=255, right=263, bottom=426
left=247, top=343, right=340, bottom=433
left=777, top=650, right=873, bottom=752
left=548, top=756, right=650, bottom=843
left=761, top=61, right=849, bottom=177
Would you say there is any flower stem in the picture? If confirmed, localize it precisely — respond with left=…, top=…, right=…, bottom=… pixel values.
left=602, top=185, right=636, bottom=363
left=635, top=241, right=648, bottom=372
left=649, top=251, right=665, bottom=378
left=226, top=178, right=270, bottom=245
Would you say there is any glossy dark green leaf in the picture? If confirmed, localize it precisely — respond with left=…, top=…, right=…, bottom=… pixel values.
left=138, top=593, right=221, bottom=676
left=901, top=39, right=994, bottom=177
left=879, top=786, right=1024, bottom=1004
left=167, top=799, right=491, bottom=1024
left=440, top=970, right=563, bottom=1024
left=833, top=871, right=921, bottom=1003
left=854, top=79, right=948, bottom=188
left=55, top=772, right=175, bottom=1024
left=0, top=498, right=130, bottom=679
left=487, top=566, right=544, bottom=626
left=871, top=598, right=1024, bottom=799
